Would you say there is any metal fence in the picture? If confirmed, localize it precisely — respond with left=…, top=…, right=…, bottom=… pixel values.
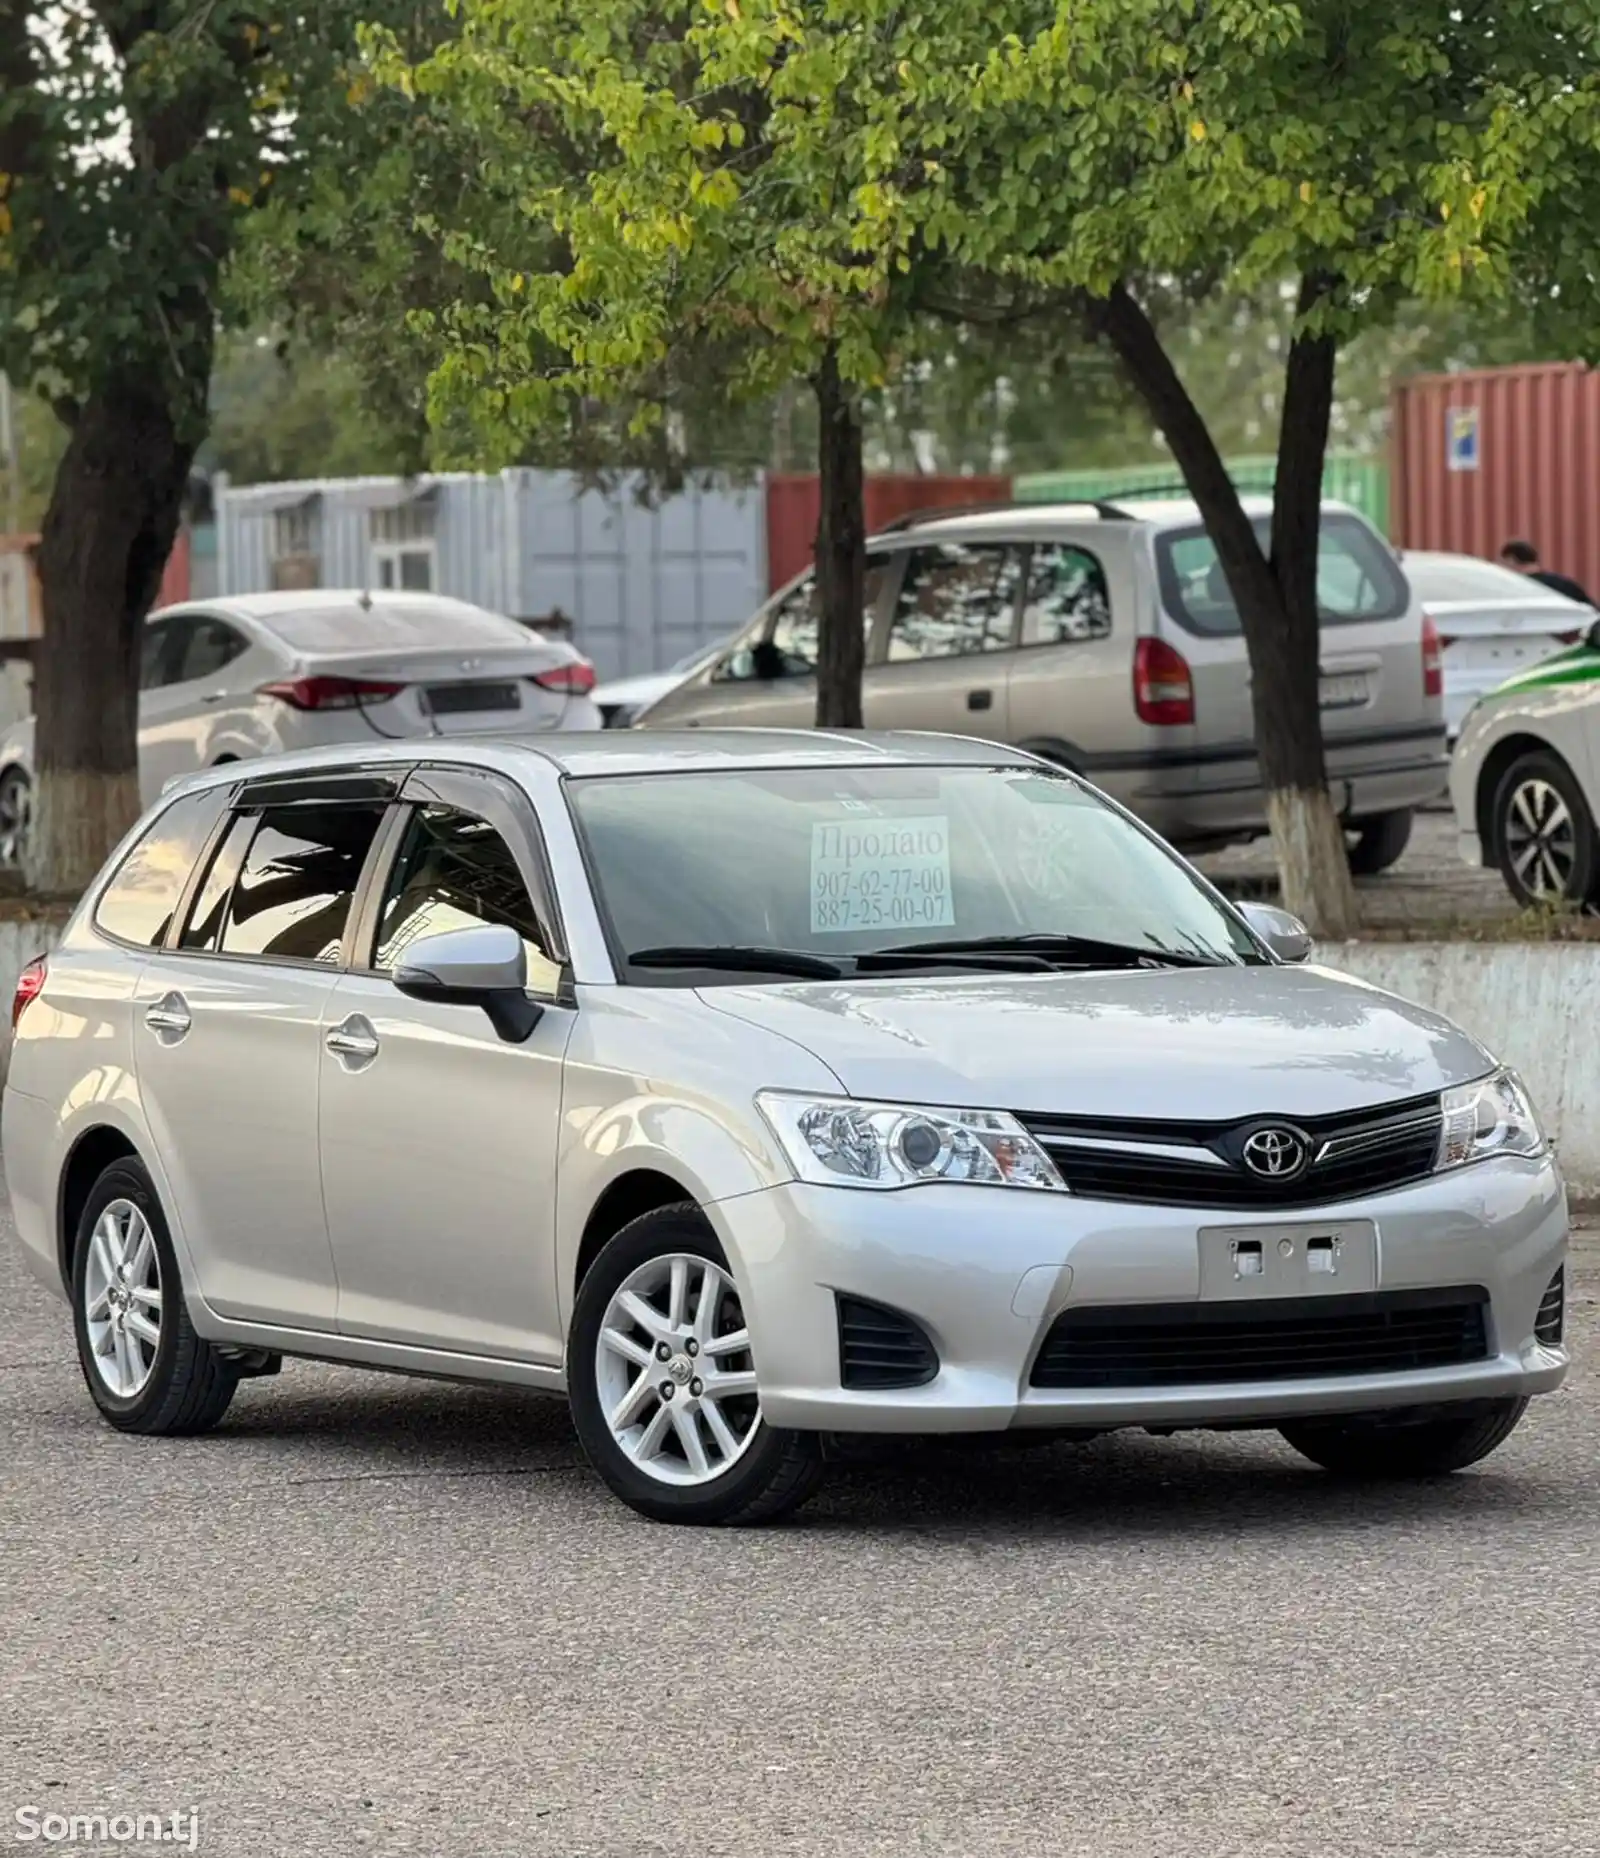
left=1014, top=452, right=1391, bottom=535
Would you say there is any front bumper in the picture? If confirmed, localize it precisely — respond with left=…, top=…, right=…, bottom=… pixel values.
left=708, top=1158, right=1568, bottom=1433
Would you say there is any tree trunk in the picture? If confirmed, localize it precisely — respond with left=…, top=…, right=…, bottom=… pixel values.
left=1089, top=283, right=1357, bottom=937
left=812, top=345, right=866, bottom=729
left=28, top=378, right=197, bottom=895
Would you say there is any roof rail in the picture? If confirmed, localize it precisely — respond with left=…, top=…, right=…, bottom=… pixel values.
left=872, top=496, right=1140, bottom=534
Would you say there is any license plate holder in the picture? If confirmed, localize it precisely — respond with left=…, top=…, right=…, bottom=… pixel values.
left=1318, top=671, right=1371, bottom=710
left=1198, top=1220, right=1378, bottom=1300
left=424, top=680, right=523, bottom=716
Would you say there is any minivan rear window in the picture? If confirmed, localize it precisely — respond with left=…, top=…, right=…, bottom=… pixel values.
left=1156, top=514, right=1409, bottom=637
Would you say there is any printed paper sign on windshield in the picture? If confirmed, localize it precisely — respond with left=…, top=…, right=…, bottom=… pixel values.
left=810, top=817, right=955, bottom=934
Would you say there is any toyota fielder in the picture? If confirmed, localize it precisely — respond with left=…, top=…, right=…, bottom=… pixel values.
left=1, top=732, right=1568, bottom=1524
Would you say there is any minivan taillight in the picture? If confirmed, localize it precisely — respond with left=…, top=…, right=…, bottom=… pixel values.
left=1133, top=637, right=1195, bottom=726
left=259, top=675, right=406, bottom=711
left=12, top=954, right=46, bottom=1031
left=1421, top=614, right=1444, bottom=699
left=531, top=660, right=597, bottom=696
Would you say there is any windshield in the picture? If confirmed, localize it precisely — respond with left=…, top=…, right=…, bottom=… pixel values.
left=567, top=764, right=1263, bottom=980
left=1157, top=514, right=1408, bottom=637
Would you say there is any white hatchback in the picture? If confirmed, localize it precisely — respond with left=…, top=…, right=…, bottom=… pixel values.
left=3, top=732, right=1568, bottom=1524
left=0, top=590, right=600, bottom=862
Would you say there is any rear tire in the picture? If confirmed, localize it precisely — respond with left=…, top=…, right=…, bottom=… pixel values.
left=1491, top=749, right=1600, bottom=906
left=0, top=765, right=31, bottom=869
left=1346, top=809, right=1413, bottom=876
left=1279, top=1398, right=1529, bottom=1478
left=568, top=1206, right=825, bottom=1525
left=71, top=1158, right=240, bottom=1436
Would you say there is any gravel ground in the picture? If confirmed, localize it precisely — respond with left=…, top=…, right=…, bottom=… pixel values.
left=1, top=1179, right=1594, bottom=1858
left=1197, top=810, right=1516, bottom=932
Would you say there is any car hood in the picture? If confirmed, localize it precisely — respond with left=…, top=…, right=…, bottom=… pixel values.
left=702, top=963, right=1495, bottom=1121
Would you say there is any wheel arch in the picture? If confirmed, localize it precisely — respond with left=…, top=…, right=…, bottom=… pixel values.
left=57, top=1125, right=143, bottom=1287
left=1475, top=731, right=1562, bottom=863
left=573, top=1168, right=701, bottom=1300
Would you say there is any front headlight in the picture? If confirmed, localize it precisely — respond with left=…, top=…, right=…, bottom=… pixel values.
left=1436, top=1070, right=1546, bottom=1170
left=756, top=1092, right=1067, bottom=1192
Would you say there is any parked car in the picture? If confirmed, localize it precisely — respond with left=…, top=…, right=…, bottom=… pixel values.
left=5, top=730, right=1566, bottom=1526
left=0, top=591, right=600, bottom=865
left=1450, top=628, right=1600, bottom=906
left=593, top=635, right=732, bottom=728
left=1398, top=549, right=1593, bottom=739
left=636, top=498, right=1448, bottom=877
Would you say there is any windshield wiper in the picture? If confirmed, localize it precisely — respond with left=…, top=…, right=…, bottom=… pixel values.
left=627, top=945, right=844, bottom=980
left=870, top=933, right=1229, bottom=970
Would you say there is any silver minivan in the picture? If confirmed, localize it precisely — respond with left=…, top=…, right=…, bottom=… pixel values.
left=638, top=496, right=1449, bottom=872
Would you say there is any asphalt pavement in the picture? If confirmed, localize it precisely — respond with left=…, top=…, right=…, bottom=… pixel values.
left=3, top=1177, right=1596, bottom=1858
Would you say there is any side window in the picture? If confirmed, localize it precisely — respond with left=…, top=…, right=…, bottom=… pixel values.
left=713, top=560, right=886, bottom=682
left=173, top=617, right=248, bottom=684
left=93, top=788, right=227, bottom=949
left=140, top=620, right=176, bottom=691
left=372, top=804, right=561, bottom=995
left=181, top=814, right=256, bottom=953
left=1021, top=544, right=1112, bottom=645
left=206, top=804, right=386, bottom=964
left=886, top=544, right=1020, bottom=661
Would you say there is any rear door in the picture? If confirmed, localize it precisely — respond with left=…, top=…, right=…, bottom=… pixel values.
left=137, top=614, right=257, bottom=800
left=1003, top=537, right=1125, bottom=773
left=862, top=541, right=1023, bottom=737
left=131, top=774, right=395, bottom=1330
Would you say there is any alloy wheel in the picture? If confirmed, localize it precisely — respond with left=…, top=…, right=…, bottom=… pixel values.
left=594, top=1252, right=760, bottom=1486
left=82, top=1198, right=163, bottom=1399
left=1504, top=777, right=1577, bottom=900
left=0, top=773, right=30, bottom=869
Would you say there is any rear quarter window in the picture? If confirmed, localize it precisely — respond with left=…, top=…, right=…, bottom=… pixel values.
left=1157, top=515, right=1409, bottom=637
left=93, top=788, right=228, bottom=949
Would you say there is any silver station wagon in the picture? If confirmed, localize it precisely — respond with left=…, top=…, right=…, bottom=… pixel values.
left=3, top=732, right=1567, bottom=1524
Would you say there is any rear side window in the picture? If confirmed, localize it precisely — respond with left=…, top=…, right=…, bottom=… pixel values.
left=1157, top=515, right=1408, bottom=637
left=93, top=789, right=227, bottom=949
left=182, top=804, right=385, bottom=964
left=173, top=617, right=249, bottom=683
left=1021, top=544, right=1112, bottom=645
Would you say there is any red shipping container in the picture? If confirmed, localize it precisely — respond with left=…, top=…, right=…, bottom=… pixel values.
left=765, top=473, right=1012, bottom=592
left=1391, top=362, right=1600, bottom=599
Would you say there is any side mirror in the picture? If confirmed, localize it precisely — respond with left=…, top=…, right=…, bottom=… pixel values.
left=1235, top=901, right=1314, bottom=964
left=393, top=923, right=544, bottom=1043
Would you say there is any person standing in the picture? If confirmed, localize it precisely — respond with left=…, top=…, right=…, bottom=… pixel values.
left=1500, top=538, right=1594, bottom=606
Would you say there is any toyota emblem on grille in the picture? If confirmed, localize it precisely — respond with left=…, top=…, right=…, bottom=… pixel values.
left=1240, top=1126, right=1311, bottom=1179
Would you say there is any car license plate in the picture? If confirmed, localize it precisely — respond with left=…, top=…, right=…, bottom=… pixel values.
left=1198, top=1221, right=1378, bottom=1300
left=1318, top=672, right=1371, bottom=710
left=423, top=680, right=523, bottom=716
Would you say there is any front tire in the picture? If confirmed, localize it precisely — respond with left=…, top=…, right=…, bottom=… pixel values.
left=71, top=1158, right=240, bottom=1436
left=1279, top=1398, right=1529, bottom=1478
left=1492, top=749, right=1600, bottom=906
left=1346, top=808, right=1413, bottom=877
left=567, top=1206, right=825, bottom=1525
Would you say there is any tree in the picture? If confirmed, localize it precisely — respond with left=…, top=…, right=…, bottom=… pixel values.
left=0, top=0, right=428, bottom=890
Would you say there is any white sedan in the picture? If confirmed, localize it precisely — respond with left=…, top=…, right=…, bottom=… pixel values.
left=0, top=590, right=600, bottom=861
left=1401, top=549, right=1593, bottom=739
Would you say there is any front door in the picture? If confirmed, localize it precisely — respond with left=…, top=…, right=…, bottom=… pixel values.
left=318, top=770, right=574, bottom=1363
left=132, top=792, right=390, bottom=1328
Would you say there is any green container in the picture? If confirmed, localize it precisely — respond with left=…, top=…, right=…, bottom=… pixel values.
left=1015, top=452, right=1390, bottom=535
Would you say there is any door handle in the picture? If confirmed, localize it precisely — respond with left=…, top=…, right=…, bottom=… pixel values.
left=967, top=689, right=993, bottom=712
left=325, top=1015, right=380, bottom=1067
left=144, top=993, right=192, bottom=1041
left=200, top=690, right=229, bottom=705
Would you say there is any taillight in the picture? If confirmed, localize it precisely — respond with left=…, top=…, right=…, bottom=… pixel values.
left=1421, top=614, right=1443, bottom=699
left=259, top=675, right=406, bottom=711
left=1133, top=637, right=1195, bottom=726
left=532, top=660, right=597, bottom=696
left=12, top=954, right=46, bottom=1031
